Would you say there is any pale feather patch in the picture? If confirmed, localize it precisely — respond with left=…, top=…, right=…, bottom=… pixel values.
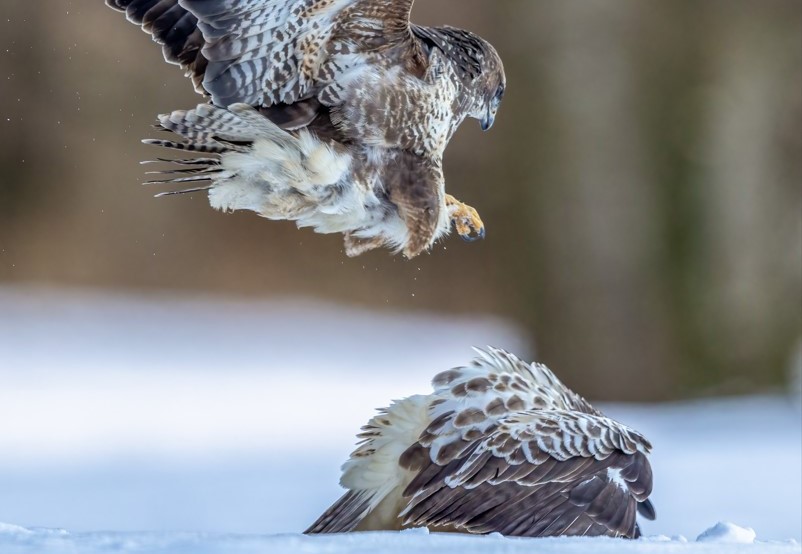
left=607, top=467, right=629, bottom=492
left=321, top=395, right=432, bottom=529
left=341, top=395, right=431, bottom=491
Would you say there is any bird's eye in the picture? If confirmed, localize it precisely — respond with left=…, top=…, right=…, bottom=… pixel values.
left=495, top=84, right=505, bottom=100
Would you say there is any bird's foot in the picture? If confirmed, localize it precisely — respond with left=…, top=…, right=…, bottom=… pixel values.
left=445, top=194, right=485, bottom=242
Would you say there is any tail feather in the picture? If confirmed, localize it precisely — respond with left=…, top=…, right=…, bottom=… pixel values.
left=154, top=185, right=213, bottom=197
left=141, top=103, right=297, bottom=162
left=143, top=162, right=222, bottom=188
left=145, top=174, right=217, bottom=186
left=155, top=103, right=291, bottom=149
left=144, top=167, right=216, bottom=176
left=141, top=157, right=220, bottom=166
left=141, top=138, right=229, bottom=154
left=143, top=164, right=222, bottom=177
left=140, top=102, right=353, bottom=221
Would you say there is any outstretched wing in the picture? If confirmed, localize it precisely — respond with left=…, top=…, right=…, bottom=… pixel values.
left=399, top=409, right=654, bottom=538
left=107, top=0, right=421, bottom=107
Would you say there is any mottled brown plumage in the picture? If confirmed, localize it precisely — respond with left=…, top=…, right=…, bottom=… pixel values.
left=306, top=348, right=656, bottom=538
left=107, top=0, right=506, bottom=257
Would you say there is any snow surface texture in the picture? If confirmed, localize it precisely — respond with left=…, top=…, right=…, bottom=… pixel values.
left=0, top=524, right=799, bottom=554
left=1, top=287, right=800, bottom=554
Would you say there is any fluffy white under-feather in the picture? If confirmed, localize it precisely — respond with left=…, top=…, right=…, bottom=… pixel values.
left=338, top=394, right=432, bottom=530
left=153, top=104, right=421, bottom=252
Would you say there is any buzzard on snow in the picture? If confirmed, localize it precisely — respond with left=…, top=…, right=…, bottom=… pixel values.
left=307, top=348, right=656, bottom=538
left=107, top=0, right=506, bottom=258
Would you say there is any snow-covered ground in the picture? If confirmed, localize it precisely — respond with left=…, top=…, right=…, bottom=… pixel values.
left=1, top=287, right=800, bottom=553
left=0, top=523, right=799, bottom=554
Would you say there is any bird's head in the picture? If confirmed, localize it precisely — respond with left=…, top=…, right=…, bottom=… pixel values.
left=476, top=67, right=506, bottom=132
left=470, top=37, right=507, bottom=131
left=456, top=31, right=506, bottom=132
left=414, top=26, right=506, bottom=131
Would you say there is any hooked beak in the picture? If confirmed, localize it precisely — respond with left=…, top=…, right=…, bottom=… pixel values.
left=480, top=109, right=495, bottom=132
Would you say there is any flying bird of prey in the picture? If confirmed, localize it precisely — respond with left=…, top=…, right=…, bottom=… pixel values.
left=307, top=348, right=655, bottom=538
left=107, top=0, right=506, bottom=258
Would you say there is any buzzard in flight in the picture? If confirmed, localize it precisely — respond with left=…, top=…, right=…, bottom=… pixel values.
left=307, top=348, right=656, bottom=538
left=108, top=0, right=506, bottom=257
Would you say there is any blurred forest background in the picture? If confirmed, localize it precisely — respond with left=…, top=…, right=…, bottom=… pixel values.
left=0, top=0, right=799, bottom=401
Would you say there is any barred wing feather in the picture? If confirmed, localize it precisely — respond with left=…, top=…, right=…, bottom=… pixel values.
left=400, top=409, right=653, bottom=537
left=106, top=0, right=420, bottom=107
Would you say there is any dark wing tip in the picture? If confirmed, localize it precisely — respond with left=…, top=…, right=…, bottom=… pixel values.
left=305, top=490, right=373, bottom=534
left=637, top=498, right=656, bottom=521
left=105, top=0, right=129, bottom=11
left=106, top=0, right=207, bottom=95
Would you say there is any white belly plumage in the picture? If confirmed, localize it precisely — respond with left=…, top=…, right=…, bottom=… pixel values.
left=209, top=131, right=412, bottom=253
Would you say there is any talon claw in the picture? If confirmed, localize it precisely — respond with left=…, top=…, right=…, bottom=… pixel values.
left=460, top=227, right=485, bottom=242
left=446, top=195, right=485, bottom=244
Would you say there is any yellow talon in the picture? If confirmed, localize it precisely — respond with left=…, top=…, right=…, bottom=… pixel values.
left=446, top=194, right=485, bottom=241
